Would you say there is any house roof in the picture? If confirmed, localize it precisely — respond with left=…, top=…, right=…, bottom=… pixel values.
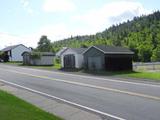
left=70, top=48, right=87, bottom=54
left=83, top=45, right=134, bottom=55
left=1, top=44, right=29, bottom=52
left=1, top=44, right=19, bottom=51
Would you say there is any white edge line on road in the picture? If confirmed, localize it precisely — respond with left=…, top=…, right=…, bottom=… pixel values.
left=0, top=79, right=126, bottom=120
left=2, top=64, right=160, bottom=88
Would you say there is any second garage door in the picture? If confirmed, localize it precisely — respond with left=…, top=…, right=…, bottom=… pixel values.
left=88, top=56, right=102, bottom=70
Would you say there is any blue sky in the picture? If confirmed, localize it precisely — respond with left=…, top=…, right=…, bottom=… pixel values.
left=0, top=0, right=159, bottom=48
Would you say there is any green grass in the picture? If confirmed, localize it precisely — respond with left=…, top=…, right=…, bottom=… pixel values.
left=83, top=70, right=160, bottom=81
left=4, top=61, right=61, bottom=70
left=53, top=63, right=61, bottom=70
left=124, top=71, right=160, bottom=81
left=28, top=65, right=55, bottom=70
left=23, top=64, right=61, bottom=71
left=0, top=90, right=62, bottom=120
left=4, top=61, right=23, bottom=66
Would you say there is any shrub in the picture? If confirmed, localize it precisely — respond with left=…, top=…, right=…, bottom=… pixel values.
left=54, top=57, right=60, bottom=64
left=30, top=52, right=41, bottom=59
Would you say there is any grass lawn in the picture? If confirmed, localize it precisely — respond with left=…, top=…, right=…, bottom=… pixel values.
left=4, top=61, right=23, bottom=66
left=3, top=61, right=61, bottom=70
left=83, top=70, right=160, bottom=81
left=0, top=90, right=62, bottom=120
left=53, top=63, right=61, bottom=70
left=123, top=71, right=160, bottom=81
left=22, top=64, right=61, bottom=71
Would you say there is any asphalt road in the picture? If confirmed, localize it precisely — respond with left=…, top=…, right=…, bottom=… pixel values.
left=0, top=64, right=160, bottom=120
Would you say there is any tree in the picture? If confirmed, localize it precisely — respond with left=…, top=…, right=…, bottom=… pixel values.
left=151, top=45, right=160, bottom=61
left=51, top=11, right=160, bottom=62
left=80, top=44, right=88, bottom=48
left=37, top=35, right=52, bottom=52
left=138, top=44, right=152, bottom=62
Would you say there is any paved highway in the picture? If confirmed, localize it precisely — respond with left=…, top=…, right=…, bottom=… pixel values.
left=0, top=64, right=160, bottom=120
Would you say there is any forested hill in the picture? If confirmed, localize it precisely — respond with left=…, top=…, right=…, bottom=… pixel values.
left=52, top=11, right=160, bottom=62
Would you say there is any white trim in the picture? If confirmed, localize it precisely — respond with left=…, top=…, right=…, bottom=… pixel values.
left=82, top=46, right=105, bottom=54
left=82, top=46, right=93, bottom=54
left=61, top=48, right=74, bottom=55
left=56, top=47, right=68, bottom=57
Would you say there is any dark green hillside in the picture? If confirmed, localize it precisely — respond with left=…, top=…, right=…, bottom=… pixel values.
left=52, top=11, right=160, bottom=62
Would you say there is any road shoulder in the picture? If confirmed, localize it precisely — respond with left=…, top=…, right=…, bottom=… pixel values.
left=0, top=82, right=103, bottom=120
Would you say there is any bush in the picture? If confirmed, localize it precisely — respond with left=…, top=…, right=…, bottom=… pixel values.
left=54, top=57, right=60, bottom=64
left=30, top=52, right=41, bottom=59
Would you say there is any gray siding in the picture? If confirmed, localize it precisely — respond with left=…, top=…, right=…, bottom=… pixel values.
left=23, top=53, right=30, bottom=65
left=23, top=54, right=54, bottom=66
left=30, top=56, right=54, bottom=66
left=84, top=47, right=105, bottom=70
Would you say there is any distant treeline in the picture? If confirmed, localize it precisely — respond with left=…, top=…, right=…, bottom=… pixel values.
left=41, top=11, right=160, bottom=62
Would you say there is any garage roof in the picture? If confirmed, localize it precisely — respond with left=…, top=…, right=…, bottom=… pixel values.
left=83, top=45, right=134, bottom=55
left=22, top=52, right=55, bottom=56
left=70, top=48, right=87, bottom=54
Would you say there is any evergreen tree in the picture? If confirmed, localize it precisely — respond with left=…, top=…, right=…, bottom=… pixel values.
left=51, top=11, right=160, bottom=62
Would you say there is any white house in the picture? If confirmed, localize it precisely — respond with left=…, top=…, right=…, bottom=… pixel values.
left=1, top=44, right=31, bottom=62
left=61, top=48, right=87, bottom=69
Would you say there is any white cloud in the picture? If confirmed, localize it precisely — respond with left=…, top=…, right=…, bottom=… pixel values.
left=73, top=1, right=151, bottom=33
left=0, top=32, right=26, bottom=49
left=0, top=1, right=152, bottom=49
left=43, top=1, right=151, bottom=40
left=33, top=24, right=78, bottom=41
left=0, top=23, right=94, bottom=49
left=20, top=0, right=33, bottom=14
left=35, top=23, right=97, bottom=41
left=0, top=32, right=41, bottom=49
left=0, top=24, right=75, bottom=49
left=43, top=0, right=76, bottom=12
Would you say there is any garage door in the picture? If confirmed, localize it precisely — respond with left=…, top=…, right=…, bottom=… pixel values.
left=64, top=54, right=75, bottom=69
left=88, top=56, right=102, bottom=70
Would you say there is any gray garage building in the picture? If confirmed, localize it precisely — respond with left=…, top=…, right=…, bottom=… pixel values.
left=83, top=45, right=134, bottom=71
left=22, top=52, right=55, bottom=66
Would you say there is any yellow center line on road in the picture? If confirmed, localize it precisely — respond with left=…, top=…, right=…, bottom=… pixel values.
left=1, top=68, right=160, bottom=101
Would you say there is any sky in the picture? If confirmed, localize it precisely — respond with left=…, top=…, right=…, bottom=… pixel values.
left=0, top=0, right=160, bottom=49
